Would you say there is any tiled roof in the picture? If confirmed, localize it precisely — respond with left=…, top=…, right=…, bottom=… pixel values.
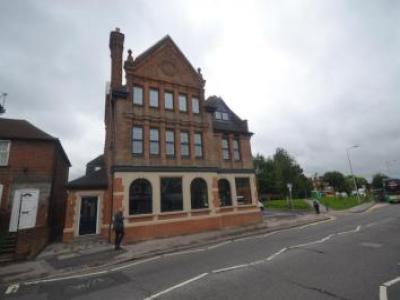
left=205, top=96, right=253, bottom=135
left=67, top=168, right=108, bottom=190
left=0, top=118, right=55, bottom=140
left=0, top=117, right=71, bottom=165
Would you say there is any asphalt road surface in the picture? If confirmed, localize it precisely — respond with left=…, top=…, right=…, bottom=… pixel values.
left=2, top=204, right=400, bottom=300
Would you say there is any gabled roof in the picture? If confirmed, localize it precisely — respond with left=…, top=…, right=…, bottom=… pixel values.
left=205, top=96, right=253, bottom=136
left=67, top=168, right=108, bottom=190
left=126, top=35, right=203, bottom=84
left=0, top=117, right=71, bottom=166
left=0, top=118, right=55, bottom=140
left=87, top=154, right=105, bottom=167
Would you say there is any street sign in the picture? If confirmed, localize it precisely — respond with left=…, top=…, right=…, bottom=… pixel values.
left=287, top=183, right=292, bottom=191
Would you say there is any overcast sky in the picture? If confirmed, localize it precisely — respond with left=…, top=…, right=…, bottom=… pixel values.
left=1, top=0, right=399, bottom=181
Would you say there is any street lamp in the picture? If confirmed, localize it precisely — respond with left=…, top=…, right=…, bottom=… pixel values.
left=346, top=145, right=360, bottom=203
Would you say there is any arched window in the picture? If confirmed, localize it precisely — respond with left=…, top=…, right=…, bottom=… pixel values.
left=218, top=179, right=232, bottom=207
left=129, top=179, right=152, bottom=215
left=191, top=178, right=209, bottom=209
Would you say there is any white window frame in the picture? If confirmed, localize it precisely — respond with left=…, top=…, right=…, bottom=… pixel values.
left=179, top=94, right=188, bottom=112
left=133, top=86, right=143, bottom=105
left=149, top=88, right=159, bottom=108
left=0, top=140, right=11, bottom=166
left=164, top=91, right=174, bottom=110
left=0, top=184, right=3, bottom=208
left=192, top=97, right=200, bottom=114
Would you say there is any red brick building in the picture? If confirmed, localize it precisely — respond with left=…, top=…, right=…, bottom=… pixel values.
left=0, top=118, right=70, bottom=260
left=63, top=28, right=261, bottom=243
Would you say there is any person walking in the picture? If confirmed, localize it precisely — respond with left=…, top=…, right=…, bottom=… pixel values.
left=113, top=210, right=124, bottom=250
left=313, top=200, right=320, bottom=214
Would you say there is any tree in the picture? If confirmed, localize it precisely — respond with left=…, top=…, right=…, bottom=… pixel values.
left=254, top=148, right=313, bottom=199
left=372, top=173, right=388, bottom=189
left=323, top=171, right=345, bottom=192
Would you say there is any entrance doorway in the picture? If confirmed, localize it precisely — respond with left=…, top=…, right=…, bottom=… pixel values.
left=79, top=196, right=98, bottom=235
left=9, top=189, right=39, bottom=232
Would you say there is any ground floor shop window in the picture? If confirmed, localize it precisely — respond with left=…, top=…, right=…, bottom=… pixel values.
left=218, top=179, right=232, bottom=206
left=161, top=177, right=183, bottom=212
left=129, top=179, right=152, bottom=214
left=235, top=177, right=252, bottom=204
left=191, top=178, right=208, bottom=209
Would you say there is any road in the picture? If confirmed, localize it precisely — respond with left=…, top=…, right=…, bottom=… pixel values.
left=2, top=204, right=400, bottom=300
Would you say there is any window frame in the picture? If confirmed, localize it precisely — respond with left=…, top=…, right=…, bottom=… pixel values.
left=233, top=138, right=241, bottom=161
left=218, top=179, right=232, bottom=207
left=190, top=178, right=209, bottom=209
left=129, top=179, right=152, bottom=215
left=194, top=132, right=203, bottom=158
left=180, top=131, right=190, bottom=159
left=164, top=91, right=174, bottom=110
left=132, top=126, right=144, bottom=155
left=222, top=136, right=230, bottom=160
left=132, top=85, right=144, bottom=106
left=192, top=97, right=200, bottom=114
left=165, top=129, right=175, bottom=158
left=149, top=88, right=159, bottom=108
left=222, top=112, right=229, bottom=120
left=160, top=177, right=183, bottom=212
left=179, top=94, right=188, bottom=112
left=0, top=140, right=11, bottom=166
left=235, top=177, right=252, bottom=205
left=215, top=111, right=222, bottom=120
left=149, top=128, right=160, bottom=156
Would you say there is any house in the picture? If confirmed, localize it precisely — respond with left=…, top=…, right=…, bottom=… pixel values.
left=63, top=28, right=262, bottom=243
left=0, top=118, right=70, bottom=260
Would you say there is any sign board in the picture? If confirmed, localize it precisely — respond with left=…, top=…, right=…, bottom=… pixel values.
left=287, top=183, right=293, bottom=191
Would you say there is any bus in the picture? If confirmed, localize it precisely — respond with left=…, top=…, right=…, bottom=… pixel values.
left=383, top=178, right=400, bottom=203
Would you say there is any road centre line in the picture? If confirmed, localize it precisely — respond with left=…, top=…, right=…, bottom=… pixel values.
left=212, top=264, right=249, bottom=273
left=267, top=247, right=287, bottom=261
left=379, top=276, right=400, bottom=300
left=143, top=273, right=208, bottom=300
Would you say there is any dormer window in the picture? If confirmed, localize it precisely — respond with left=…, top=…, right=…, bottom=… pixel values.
left=94, top=166, right=102, bottom=171
left=214, top=111, right=229, bottom=120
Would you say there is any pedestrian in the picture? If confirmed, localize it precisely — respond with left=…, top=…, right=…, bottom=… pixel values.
left=113, top=210, right=124, bottom=250
left=313, top=200, right=320, bottom=214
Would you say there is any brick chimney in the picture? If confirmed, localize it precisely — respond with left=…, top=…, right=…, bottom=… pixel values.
left=109, top=28, right=124, bottom=88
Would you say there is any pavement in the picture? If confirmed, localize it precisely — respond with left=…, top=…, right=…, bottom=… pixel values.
left=0, top=209, right=331, bottom=284
left=1, top=201, right=397, bottom=300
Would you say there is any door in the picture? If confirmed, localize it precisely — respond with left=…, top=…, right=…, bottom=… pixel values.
left=9, top=189, right=39, bottom=232
left=79, top=196, right=98, bottom=235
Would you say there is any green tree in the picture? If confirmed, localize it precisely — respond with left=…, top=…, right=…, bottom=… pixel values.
left=372, top=173, right=388, bottom=189
left=254, top=148, right=312, bottom=199
left=323, top=171, right=345, bottom=192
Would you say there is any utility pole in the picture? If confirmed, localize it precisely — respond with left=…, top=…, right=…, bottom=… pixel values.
left=0, top=92, right=7, bottom=114
left=346, top=145, right=360, bottom=203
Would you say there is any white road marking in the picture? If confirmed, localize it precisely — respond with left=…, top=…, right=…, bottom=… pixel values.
left=212, top=264, right=249, bottom=273
left=5, top=283, right=19, bottom=294
left=298, top=217, right=335, bottom=229
left=207, top=240, right=232, bottom=250
left=383, top=276, right=400, bottom=287
left=143, top=273, right=208, bottom=300
left=267, top=247, right=287, bottom=261
left=163, top=248, right=205, bottom=257
left=110, top=256, right=161, bottom=272
left=24, top=270, right=108, bottom=286
left=379, top=285, right=387, bottom=300
left=379, top=275, right=400, bottom=300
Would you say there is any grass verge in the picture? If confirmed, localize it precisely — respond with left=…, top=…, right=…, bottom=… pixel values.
left=263, top=199, right=311, bottom=211
left=319, top=196, right=371, bottom=210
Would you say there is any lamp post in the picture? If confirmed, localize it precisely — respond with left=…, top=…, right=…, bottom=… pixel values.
left=346, top=145, right=360, bottom=203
